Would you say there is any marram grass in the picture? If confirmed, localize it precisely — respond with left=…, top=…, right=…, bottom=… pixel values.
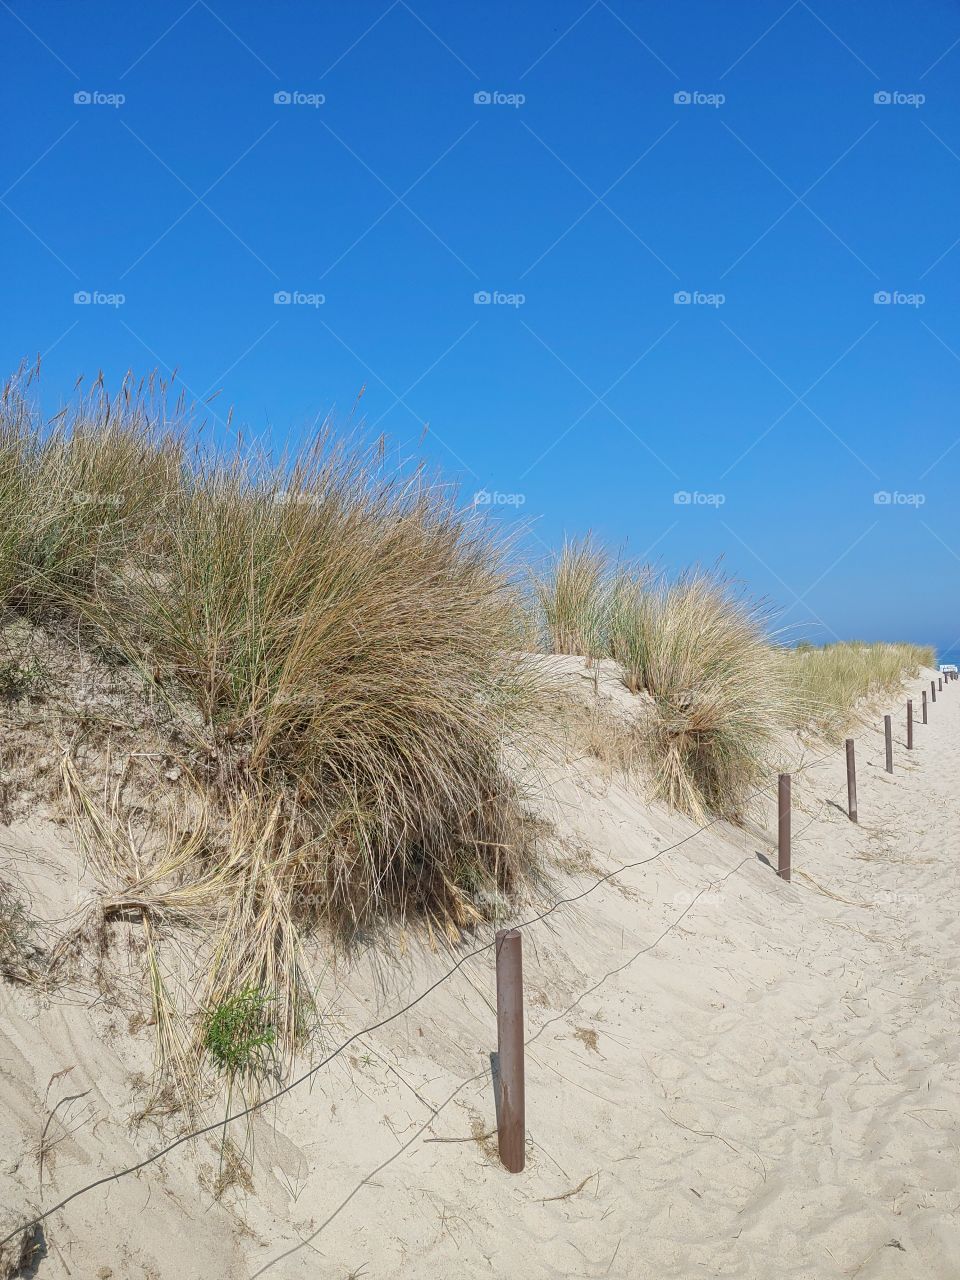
left=609, top=568, right=796, bottom=821
left=785, top=641, right=936, bottom=740
left=535, top=546, right=931, bottom=822
left=533, top=535, right=611, bottom=659
left=0, top=365, right=540, bottom=1093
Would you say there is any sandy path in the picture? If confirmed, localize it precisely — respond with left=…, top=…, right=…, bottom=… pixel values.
left=2, top=671, right=958, bottom=1279
left=257, top=675, right=959, bottom=1279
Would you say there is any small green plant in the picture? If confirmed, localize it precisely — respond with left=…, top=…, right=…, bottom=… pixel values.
left=0, top=655, right=47, bottom=700
left=0, top=879, right=39, bottom=982
left=203, top=985, right=276, bottom=1080
left=203, top=985, right=277, bottom=1177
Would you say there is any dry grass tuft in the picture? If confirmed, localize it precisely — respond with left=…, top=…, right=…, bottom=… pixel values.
left=533, top=536, right=612, bottom=659
left=0, top=366, right=541, bottom=1097
left=75, top=435, right=540, bottom=936
left=535, top=547, right=796, bottom=822
left=0, top=362, right=185, bottom=616
left=534, top=551, right=931, bottom=821
left=609, top=569, right=795, bottom=821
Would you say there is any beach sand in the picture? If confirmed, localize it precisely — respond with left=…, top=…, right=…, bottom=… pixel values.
left=2, top=666, right=958, bottom=1278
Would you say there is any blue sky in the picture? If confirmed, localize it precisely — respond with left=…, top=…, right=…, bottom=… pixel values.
left=3, top=1, right=959, bottom=652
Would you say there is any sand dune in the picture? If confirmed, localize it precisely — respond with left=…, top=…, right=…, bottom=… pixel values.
left=2, top=665, right=958, bottom=1278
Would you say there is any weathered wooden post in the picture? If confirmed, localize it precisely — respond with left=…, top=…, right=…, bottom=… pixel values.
left=778, top=773, right=791, bottom=882
left=495, top=928, right=525, bottom=1172
left=846, top=738, right=857, bottom=822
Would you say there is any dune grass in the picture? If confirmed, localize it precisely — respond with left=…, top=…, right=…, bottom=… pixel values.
left=536, top=541, right=933, bottom=817
left=786, top=641, right=936, bottom=740
left=81, top=437, right=537, bottom=927
left=0, top=366, right=185, bottom=613
left=533, top=536, right=612, bottom=659
left=535, top=541, right=795, bottom=821
left=0, top=366, right=539, bottom=1093
left=609, top=569, right=794, bottom=820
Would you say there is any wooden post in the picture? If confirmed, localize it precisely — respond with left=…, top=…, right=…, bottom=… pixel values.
left=846, top=738, right=857, bottom=823
left=931, top=679, right=937, bottom=704
left=884, top=714, right=893, bottom=773
left=778, top=773, right=791, bottom=882
left=922, top=689, right=928, bottom=724
left=906, top=699, right=913, bottom=750
left=495, top=928, right=525, bottom=1173
left=938, top=676, right=942, bottom=692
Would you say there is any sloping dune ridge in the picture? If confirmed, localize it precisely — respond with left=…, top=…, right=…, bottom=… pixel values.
left=2, top=660, right=959, bottom=1279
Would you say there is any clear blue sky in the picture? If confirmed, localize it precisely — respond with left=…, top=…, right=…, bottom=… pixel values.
left=3, top=1, right=959, bottom=653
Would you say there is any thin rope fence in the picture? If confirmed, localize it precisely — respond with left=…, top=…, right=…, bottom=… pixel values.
left=0, top=727, right=909, bottom=1250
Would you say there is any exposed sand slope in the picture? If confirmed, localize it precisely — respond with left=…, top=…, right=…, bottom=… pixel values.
left=2, top=667, right=958, bottom=1279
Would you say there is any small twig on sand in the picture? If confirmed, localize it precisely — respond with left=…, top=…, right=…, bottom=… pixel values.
left=659, top=1108, right=767, bottom=1181
left=535, top=1171, right=599, bottom=1203
left=423, top=1131, right=496, bottom=1144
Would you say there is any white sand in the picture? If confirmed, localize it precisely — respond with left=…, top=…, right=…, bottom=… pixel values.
left=2, top=667, right=958, bottom=1278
